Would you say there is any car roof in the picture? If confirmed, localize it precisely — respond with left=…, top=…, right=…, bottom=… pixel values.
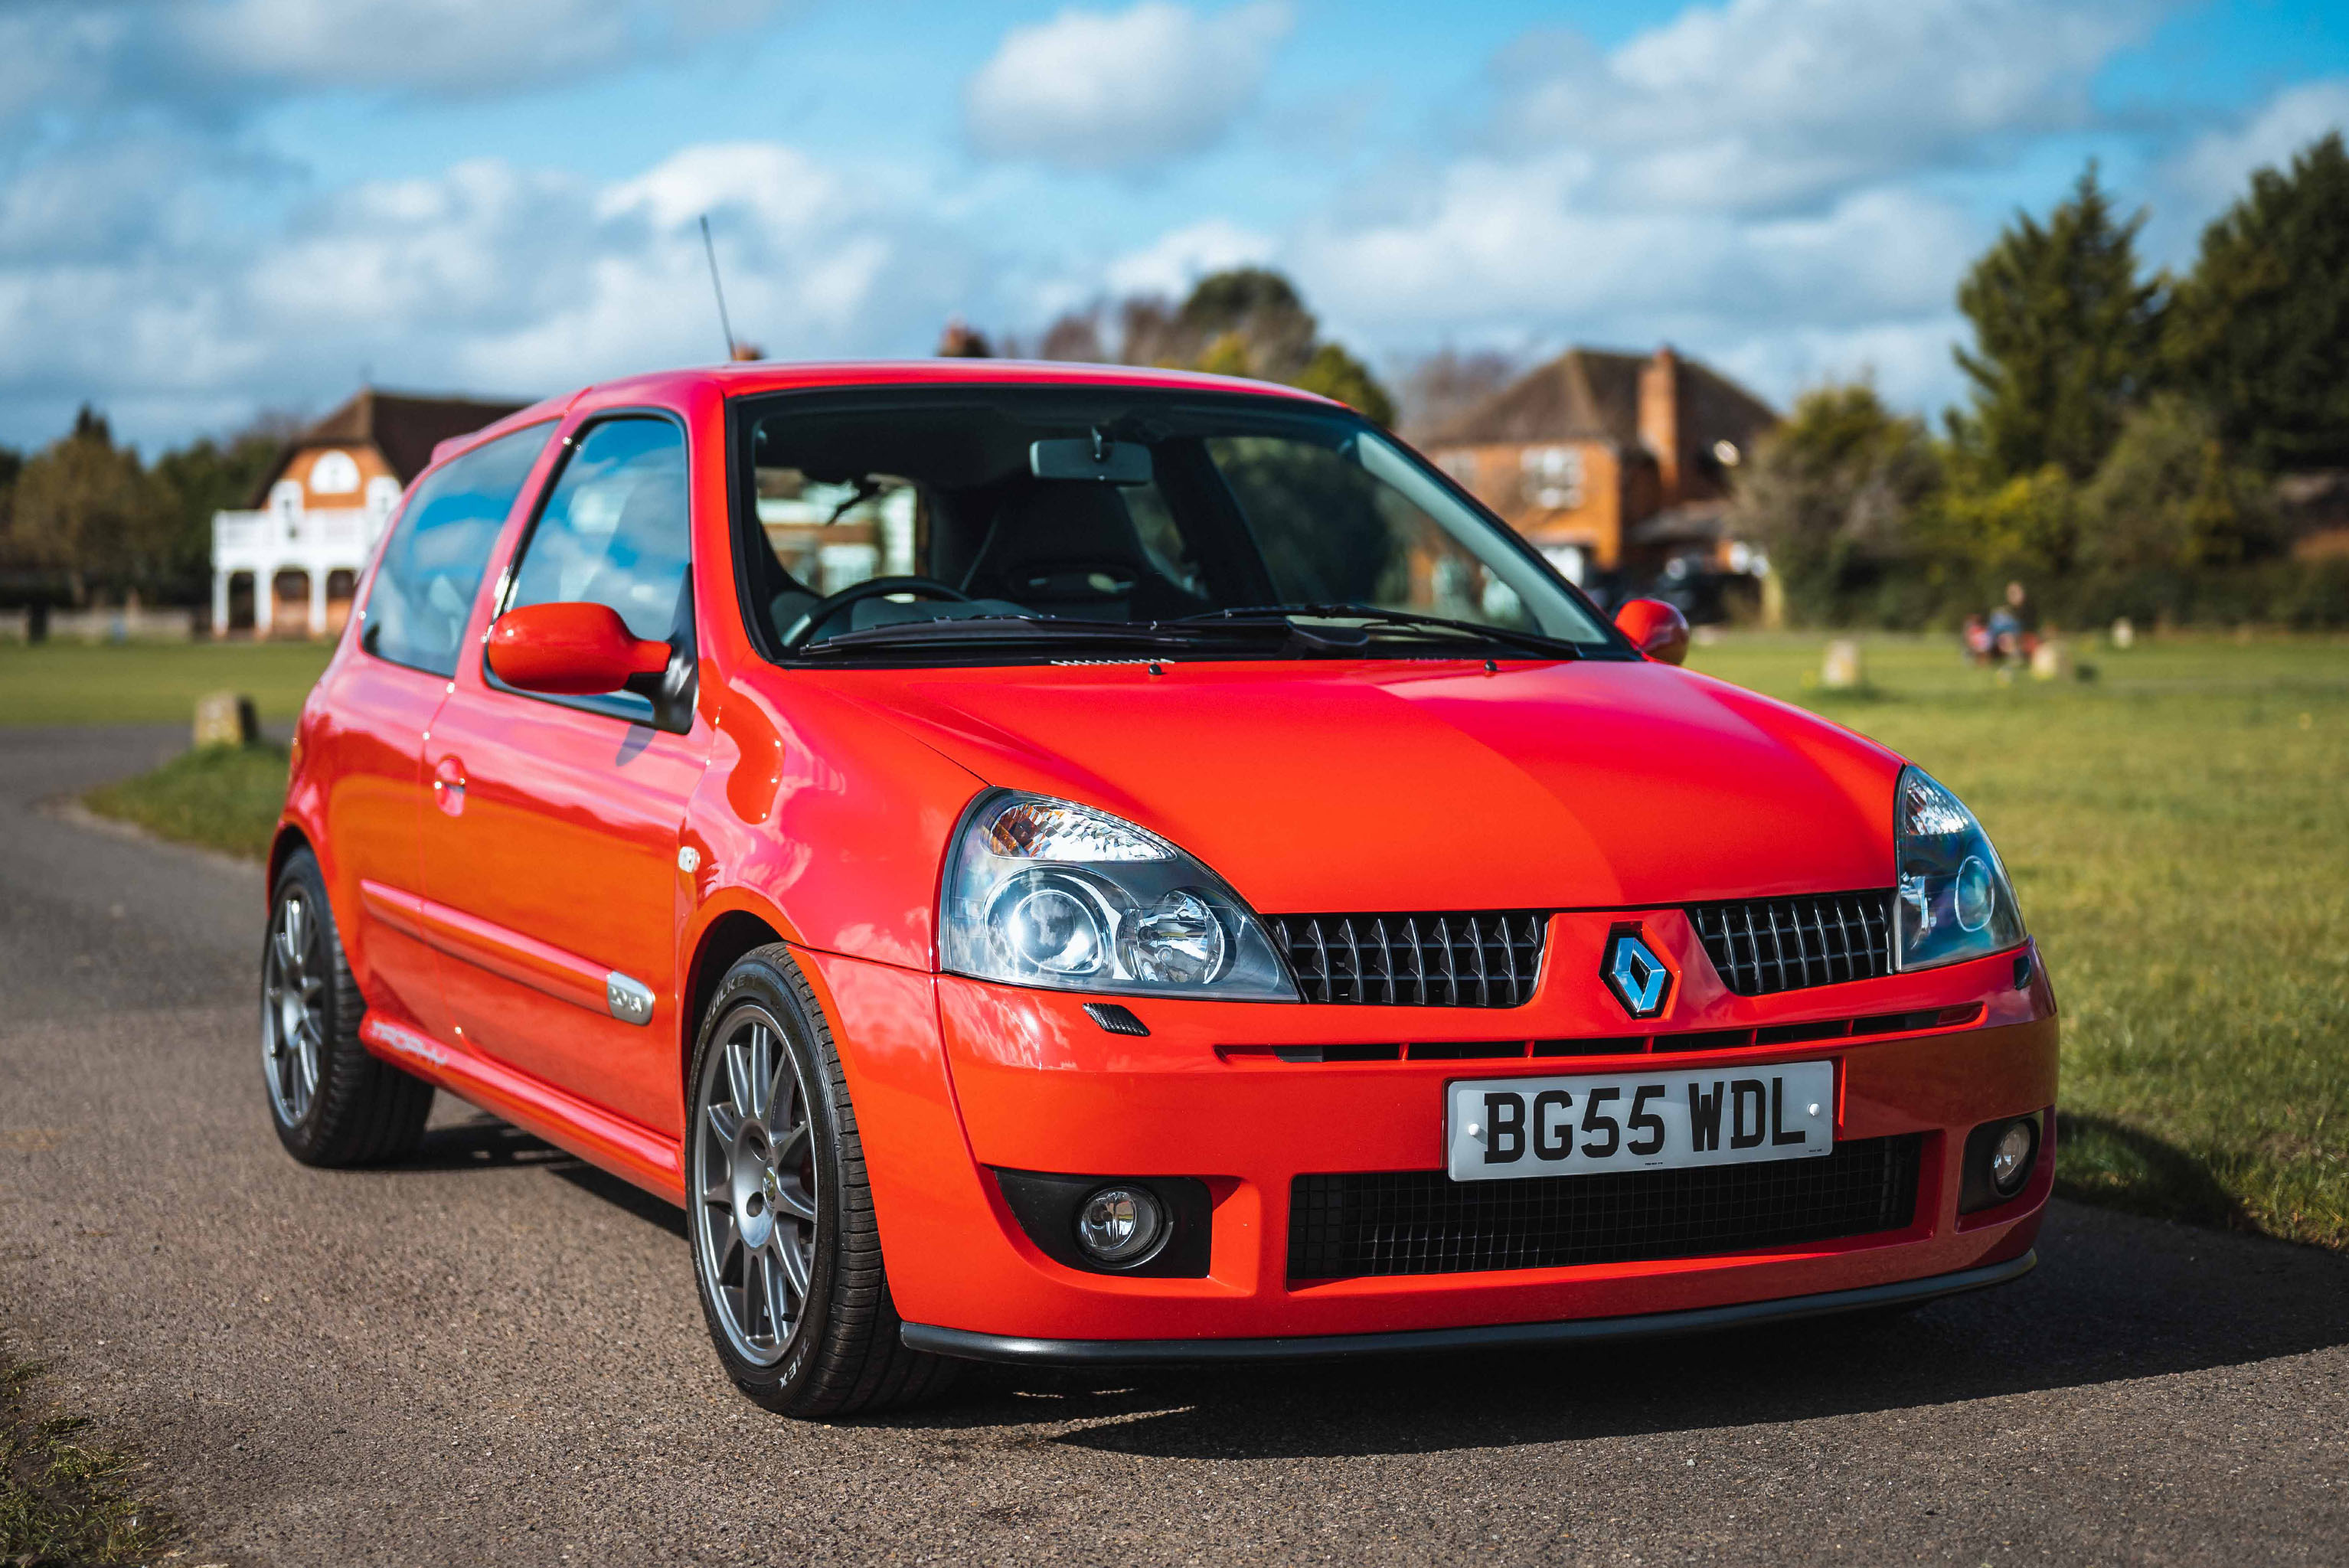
left=436, top=359, right=1345, bottom=471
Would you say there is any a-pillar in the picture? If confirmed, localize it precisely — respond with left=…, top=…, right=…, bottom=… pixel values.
left=308, top=567, right=328, bottom=638
left=211, top=570, right=229, bottom=639
left=255, top=567, right=275, bottom=637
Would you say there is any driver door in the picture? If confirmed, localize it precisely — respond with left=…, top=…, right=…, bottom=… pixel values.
left=417, top=413, right=709, bottom=1135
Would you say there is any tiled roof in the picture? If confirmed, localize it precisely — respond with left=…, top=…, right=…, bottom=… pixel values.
left=1423, top=348, right=1777, bottom=452
left=247, top=387, right=531, bottom=505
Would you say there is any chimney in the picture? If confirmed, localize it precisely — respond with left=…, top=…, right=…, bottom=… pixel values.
left=1639, top=345, right=1682, bottom=505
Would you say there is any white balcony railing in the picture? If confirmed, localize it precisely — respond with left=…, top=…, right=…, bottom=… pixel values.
left=212, top=506, right=384, bottom=571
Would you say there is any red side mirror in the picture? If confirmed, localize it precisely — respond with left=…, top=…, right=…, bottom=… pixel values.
left=1613, top=597, right=1691, bottom=665
left=487, top=603, right=671, bottom=696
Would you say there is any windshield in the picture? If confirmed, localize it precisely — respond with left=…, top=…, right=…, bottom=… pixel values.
left=730, top=386, right=1620, bottom=662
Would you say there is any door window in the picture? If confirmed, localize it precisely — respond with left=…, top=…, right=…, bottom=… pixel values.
left=501, top=416, right=691, bottom=723
left=359, top=423, right=553, bottom=677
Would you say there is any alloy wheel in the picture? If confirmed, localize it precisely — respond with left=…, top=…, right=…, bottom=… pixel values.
left=262, top=890, right=326, bottom=1126
left=692, top=1007, right=819, bottom=1367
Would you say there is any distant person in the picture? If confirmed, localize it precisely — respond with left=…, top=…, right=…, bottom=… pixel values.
left=1962, top=613, right=1992, bottom=665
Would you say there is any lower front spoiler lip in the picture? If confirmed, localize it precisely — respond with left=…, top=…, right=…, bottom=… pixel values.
left=900, top=1250, right=2037, bottom=1366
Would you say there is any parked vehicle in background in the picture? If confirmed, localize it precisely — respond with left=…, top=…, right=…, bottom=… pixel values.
left=260, top=361, right=2057, bottom=1416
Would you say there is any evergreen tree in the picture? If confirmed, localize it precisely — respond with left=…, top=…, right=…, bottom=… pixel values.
left=2167, top=132, right=2349, bottom=471
left=8, top=407, right=172, bottom=605
left=1954, top=164, right=2165, bottom=482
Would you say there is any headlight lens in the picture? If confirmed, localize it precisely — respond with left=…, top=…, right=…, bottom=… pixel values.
left=943, top=792, right=1296, bottom=999
left=1893, top=766, right=2027, bottom=970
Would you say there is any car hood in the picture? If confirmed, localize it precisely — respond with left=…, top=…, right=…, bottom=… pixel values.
left=819, top=657, right=1902, bottom=913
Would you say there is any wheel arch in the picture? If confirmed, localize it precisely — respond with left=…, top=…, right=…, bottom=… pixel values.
left=267, top=821, right=315, bottom=893
left=681, top=908, right=789, bottom=1099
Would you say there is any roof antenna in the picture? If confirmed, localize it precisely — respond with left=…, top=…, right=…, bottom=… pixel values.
left=699, top=214, right=739, bottom=361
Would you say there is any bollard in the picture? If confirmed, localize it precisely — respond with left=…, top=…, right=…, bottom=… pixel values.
left=1820, top=639, right=1864, bottom=690
left=194, top=691, right=259, bottom=749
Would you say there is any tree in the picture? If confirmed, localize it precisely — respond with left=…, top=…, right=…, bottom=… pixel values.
left=1394, top=348, right=1524, bottom=439
left=8, top=407, right=172, bottom=605
left=2079, top=394, right=2275, bottom=570
left=2167, top=132, right=2349, bottom=471
left=1005, top=268, right=1397, bottom=423
left=150, top=426, right=286, bottom=602
left=1954, top=164, right=2165, bottom=482
left=1727, top=383, right=1943, bottom=621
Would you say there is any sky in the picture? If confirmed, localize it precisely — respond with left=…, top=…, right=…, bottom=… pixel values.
left=5, top=0, right=2347, bottom=453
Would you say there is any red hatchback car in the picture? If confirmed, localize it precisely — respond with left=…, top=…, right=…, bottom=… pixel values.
left=263, top=361, right=2057, bottom=1416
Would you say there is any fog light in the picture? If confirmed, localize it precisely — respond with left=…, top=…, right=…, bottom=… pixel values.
left=1989, top=1119, right=2037, bottom=1196
left=1074, top=1185, right=1165, bottom=1265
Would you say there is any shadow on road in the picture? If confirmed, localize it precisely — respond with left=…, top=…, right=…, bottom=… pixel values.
left=985, top=1207, right=2349, bottom=1459
left=385, top=1103, right=2349, bottom=1461
left=397, top=1110, right=692, bottom=1240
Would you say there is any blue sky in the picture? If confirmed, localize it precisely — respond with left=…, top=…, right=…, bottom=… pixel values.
left=5, top=0, right=2346, bottom=451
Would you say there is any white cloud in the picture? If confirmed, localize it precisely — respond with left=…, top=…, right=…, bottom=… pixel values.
left=181, top=0, right=795, bottom=94
left=2163, top=76, right=2349, bottom=211
left=1103, top=217, right=1276, bottom=298
left=0, top=0, right=793, bottom=128
left=965, top=1, right=1292, bottom=172
left=1496, top=0, right=2164, bottom=212
left=0, top=140, right=988, bottom=448
left=1294, top=155, right=1971, bottom=332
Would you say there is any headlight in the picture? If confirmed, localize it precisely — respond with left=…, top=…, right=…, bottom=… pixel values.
left=1893, top=766, right=2027, bottom=971
left=942, top=792, right=1297, bottom=1000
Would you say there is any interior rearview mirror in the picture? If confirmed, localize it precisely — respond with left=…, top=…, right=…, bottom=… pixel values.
left=1031, top=433, right=1152, bottom=485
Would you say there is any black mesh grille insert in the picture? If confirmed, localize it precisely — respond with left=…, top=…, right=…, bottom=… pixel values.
left=1266, top=912, right=1547, bottom=1008
left=1287, top=1135, right=1921, bottom=1280
left=1688, top=891, right=1893, bottom=995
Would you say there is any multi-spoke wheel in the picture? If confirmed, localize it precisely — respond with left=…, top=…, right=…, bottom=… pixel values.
left=692, top=1008, right=818, bottom=1365
left=263, top=888, right=326, bottom=1126
left=261, top=847, right=433, bottom=1166
left=685, top=944, right=959, bottom=1416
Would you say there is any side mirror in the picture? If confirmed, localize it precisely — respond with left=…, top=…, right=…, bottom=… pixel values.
left=487, top=603, right=671, bottom=695
left=1613, top=597, right=1691, bottom=665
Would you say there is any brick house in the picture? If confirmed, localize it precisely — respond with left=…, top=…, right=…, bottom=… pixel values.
left=211, top=388, right=527, bottom=637
left=1419, top=346, right=1778, bottom=586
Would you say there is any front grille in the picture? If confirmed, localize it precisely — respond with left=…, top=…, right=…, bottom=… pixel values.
left=1266, top=912, right=1547, bottom=1008
left=1287, top=1135, right=1921, bottom=1280
left=1689, top=891, right=1893, bottom=995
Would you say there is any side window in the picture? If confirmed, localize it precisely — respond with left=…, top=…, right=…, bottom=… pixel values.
left=501, top=416, right=691, bottom=720
left=360, top=423, right=552, bottom=677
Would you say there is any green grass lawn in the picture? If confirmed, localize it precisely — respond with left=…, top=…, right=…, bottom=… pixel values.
left=1687, top=631, right=2349, bottom=1250
left=60, top=631, right=2349, bottom=1250
left=83, top=742, right=292, bottom=860
left=0, top=639, right=332, bottom=729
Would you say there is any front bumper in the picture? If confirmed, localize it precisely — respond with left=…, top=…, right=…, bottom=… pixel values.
left=800, top=924, right=2059, bottom=1348
left=901, top=1250, right=2037, bottom=1364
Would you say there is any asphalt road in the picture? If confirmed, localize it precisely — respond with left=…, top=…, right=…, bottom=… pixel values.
left=2, top=725, right=2344, bottom=1566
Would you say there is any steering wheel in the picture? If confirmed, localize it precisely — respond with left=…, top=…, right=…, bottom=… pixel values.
left=780, top=576, right=972, bottom=650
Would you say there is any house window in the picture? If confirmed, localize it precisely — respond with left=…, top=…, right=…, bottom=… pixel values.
left=1520, top=446, right=1583, bottom=510
left=309, top=449, right=361, bottom=495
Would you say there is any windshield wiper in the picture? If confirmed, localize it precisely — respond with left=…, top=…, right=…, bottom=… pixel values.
left=792, top=614, right=1277, bottom=657
left=1178, top=603, right=1587, bottom=660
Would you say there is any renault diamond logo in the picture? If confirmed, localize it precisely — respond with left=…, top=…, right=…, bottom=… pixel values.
left=1602, top=929, right=1674, bottom=1018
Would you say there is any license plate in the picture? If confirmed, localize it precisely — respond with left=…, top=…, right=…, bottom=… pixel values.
left=1445, top=1060, right=1835, bottom=1182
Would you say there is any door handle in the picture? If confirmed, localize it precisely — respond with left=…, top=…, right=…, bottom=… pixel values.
left=431, top=756, right=466, bottom=817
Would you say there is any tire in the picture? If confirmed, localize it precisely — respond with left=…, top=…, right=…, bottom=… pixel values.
left=685, top=943, right=959, bottom=1417
left=262, top=847, right=434, bottom=1166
